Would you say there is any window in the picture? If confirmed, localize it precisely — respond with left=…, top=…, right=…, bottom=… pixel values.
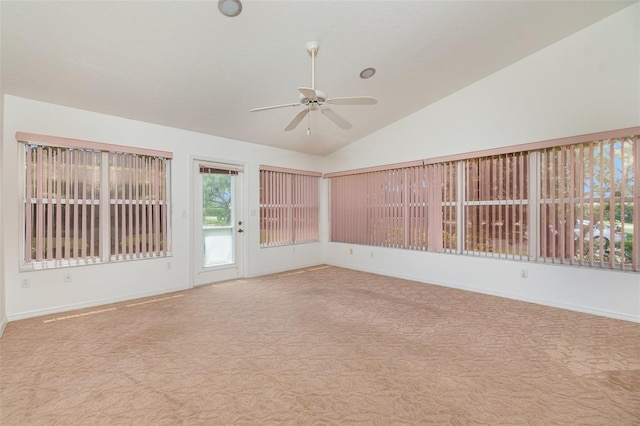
left=462, top=152, right=529, bottom=259
left=20, top=132, right=172, bottom=269
left=538, top=137, right=636, bottom=269
left=330, top=164, right=441, bottom=251
left=328, top=128, right=639, bottom=272
left=109, top=152, right=169, bottom=260
left=24, top=145, right=102, bottom=264
left=260, top=166, right=320, bottom=247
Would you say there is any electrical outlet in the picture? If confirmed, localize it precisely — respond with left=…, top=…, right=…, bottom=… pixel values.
left=349, top=248, right=353, bottom=255
left=520, top=269, right=528, bottom=278
left=63, top=272, right=72, bottom=283
left=166, top=261, right=172, bottom=270
left=21, top=278, right=31, bottom=288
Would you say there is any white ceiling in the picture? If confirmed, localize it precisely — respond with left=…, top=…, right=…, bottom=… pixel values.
left=1, top=1, right=634, bottom=156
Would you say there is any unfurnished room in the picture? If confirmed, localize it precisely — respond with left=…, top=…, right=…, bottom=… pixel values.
left=0, top=1, right=639, bottom=424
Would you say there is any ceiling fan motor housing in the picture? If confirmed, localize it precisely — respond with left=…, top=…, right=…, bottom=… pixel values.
left=299, top=90, right=327, bottom=106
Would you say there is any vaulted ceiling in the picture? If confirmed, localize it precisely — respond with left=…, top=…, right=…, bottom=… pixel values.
left=1, top=1, right=634, bottom=155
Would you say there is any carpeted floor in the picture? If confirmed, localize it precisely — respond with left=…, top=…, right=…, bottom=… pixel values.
left=1, top=265, right=639, bottom=424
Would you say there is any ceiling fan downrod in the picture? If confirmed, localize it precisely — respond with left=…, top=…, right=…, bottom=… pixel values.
left=306, top=41, right=319, bottom=90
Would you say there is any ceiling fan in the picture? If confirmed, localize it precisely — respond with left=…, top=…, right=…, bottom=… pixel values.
left=250, top=41, right=377, bottom=133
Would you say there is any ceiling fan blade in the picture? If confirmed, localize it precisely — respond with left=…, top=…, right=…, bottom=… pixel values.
left=298, top=87, right=317, bottom=101
left=326, top=96, right=378, bottom=105
left=250, top=102, right=301, bottom=112
left=284, top=109, right=309, bottom=131
left=321, top=107, right=352, bottom=130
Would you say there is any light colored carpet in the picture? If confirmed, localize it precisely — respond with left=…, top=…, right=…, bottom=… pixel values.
left=1, top=265, right=639, bottom=424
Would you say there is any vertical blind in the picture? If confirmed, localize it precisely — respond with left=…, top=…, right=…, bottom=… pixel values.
left=24, top=145, right=102, bottom=263
left=109, top=153, right=170, bottom=260
left=260, top=166, right=320, bottom=247
left=441, top=161, right=458, bottom=251
left=463, top=152, right=529, bottom=259
left=538, top=136, right=638, bottom=271
left=330, top=165, right=442, bottom=252
left=328, top=130, right=639, bottom=272
left=20, top=132, right=172, bottom=267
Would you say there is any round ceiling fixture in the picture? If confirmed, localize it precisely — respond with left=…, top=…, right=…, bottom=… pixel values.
left=218, top=0, right=242, bottom=17
left=359, top=67, right=376, bottom=79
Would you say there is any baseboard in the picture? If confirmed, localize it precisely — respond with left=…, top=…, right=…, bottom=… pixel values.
left=430, top=278, right=640, bottom=324
left=0, top=315, right=7, bottom=338
left=326, top=261, right=640, bottom=324
left=6, top=285, right=190, bottom=322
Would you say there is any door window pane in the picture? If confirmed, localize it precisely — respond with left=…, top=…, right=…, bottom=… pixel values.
left=202, top=173, right=234, bottom=267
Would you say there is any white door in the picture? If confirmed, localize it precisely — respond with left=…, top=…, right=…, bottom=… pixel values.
left=193, top=161, right=244, bottom=285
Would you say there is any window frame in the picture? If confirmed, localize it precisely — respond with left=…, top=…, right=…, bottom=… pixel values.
left=259, top=165, right=321, bottom=247
left=17, top=132, right=173, bottom=270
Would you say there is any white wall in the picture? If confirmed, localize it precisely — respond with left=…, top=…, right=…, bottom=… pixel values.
left=2, top=96, right=325, bottom=320
left=0, top=1, right=7, bottom=336
left=324, top=4, right=640, bottom=322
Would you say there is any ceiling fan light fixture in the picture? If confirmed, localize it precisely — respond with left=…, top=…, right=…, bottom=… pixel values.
left=359, top=67, right=376, bottom=79
left=218, top=0, right=242, bottom=17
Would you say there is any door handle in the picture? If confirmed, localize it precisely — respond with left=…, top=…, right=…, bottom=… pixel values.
left=237, top=229, right=244, bottom=233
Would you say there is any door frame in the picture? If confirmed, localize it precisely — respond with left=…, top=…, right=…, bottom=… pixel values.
left=190, top=156, right=247, bottom=287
